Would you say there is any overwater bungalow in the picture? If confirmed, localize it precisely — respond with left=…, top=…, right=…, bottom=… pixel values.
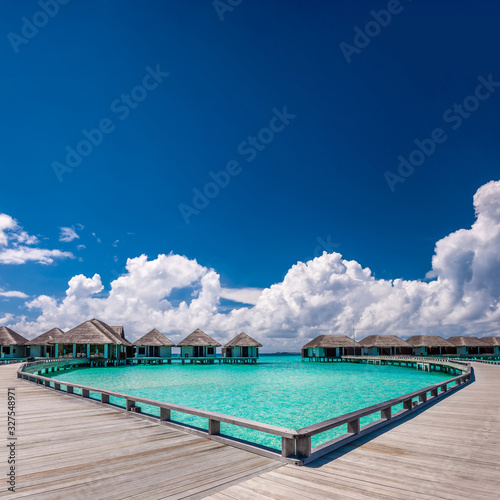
left=301, top=335, right=360, bottom=361
left=358, top=335, right=413, bottom=356
left=447, top=336, right=490, bottom=356
left=177, top=329, right=221, bottom=362
left=133, top=329, right=175, bottom=358
left=222, top=332, right=262, bottom=363
left=480, top=336, right=500, bottom=355
left=0, top=326, right=28, bottom=359
left=26, top=328, right=64, bottom=358
left=51, top=318, right=132, bottom=359
left=406, top=335, right=455, bottom=356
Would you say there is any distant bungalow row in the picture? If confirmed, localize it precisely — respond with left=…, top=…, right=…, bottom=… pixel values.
left=302, top=334, right=500, bottom=359
left=0, top=319, right=262, bottom=363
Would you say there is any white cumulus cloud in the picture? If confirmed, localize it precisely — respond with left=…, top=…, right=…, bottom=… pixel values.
left=6, top=180, right=500, bottom=350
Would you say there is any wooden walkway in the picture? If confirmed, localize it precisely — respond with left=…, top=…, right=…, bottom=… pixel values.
left=2, top=362, right=499, bottom=499
left=207, top=362, right=500, bottom=499
left=0, top=364, right=281, bottom=499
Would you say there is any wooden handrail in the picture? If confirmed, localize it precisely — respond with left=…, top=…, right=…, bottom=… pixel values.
left=16, top=356, right=473, bottom=464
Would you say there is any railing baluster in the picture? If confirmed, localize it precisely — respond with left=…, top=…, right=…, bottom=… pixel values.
left=208, top=419, right=220, bottom=435
left=282, top=437, right=295, bottom=458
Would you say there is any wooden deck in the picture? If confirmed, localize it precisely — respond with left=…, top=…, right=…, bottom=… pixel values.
left=206, top=362, right=500, bottom=499
left=0, top=364, right=281, bottom=499
left=2, top=362, right=499, bottom=499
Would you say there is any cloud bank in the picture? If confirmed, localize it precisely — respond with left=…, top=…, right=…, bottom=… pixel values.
left=8, top=180, right=500, bottom=351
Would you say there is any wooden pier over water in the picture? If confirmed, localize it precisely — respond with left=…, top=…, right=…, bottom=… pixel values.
left=2, top=360, right=499, bottom=499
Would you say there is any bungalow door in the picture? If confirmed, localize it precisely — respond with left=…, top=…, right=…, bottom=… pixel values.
left=242, top=346, right=249, bottom=357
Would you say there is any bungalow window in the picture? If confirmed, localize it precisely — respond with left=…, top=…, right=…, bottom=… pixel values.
left=207, top=347, right=214, bottom=355
left=3, top=346, right=11, bottom=355
left=138, top=347, right=146, bottom=355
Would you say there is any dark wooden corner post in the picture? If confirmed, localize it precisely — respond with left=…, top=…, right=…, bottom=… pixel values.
left=295, top=436, right=311, bottom=459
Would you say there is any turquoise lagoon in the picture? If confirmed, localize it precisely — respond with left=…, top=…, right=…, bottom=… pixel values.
left=48, top=355, right=450, bottom=450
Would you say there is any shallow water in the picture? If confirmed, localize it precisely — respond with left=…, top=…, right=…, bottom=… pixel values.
left=49, top=355, right=449, bottom=449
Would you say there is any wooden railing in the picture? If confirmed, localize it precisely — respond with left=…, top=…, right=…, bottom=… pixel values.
left=16, top=357, right=472, bottom=465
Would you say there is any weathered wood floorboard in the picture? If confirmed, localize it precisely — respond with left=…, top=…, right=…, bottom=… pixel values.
left=2, top=362, right=499, bottom=499
left=206, top=363, right=500, bottom=499
left=0, top=364, right=282, bottom=499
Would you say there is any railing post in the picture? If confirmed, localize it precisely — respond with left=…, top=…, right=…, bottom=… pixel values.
left=82, top=389, right=90, bottom=398
left=67, top=385, right=74, bottom=394
left=282, top=437, right=295, bottom=458
left=441, top=384, right=448, bottom=393
left=403, top=399, right=412, bottom=410
left=160, top=408, right=171, bottom=422
left=101, top=393, right=110, bottom=404
left=431, top=388, right=438, bottom=397
left=381, top=407, right=392, bottom=420
left=296, top=436, right=311, bottom=458
left=419, top=393, right=427, bottom=404
left=126, top=399, right=134, bottom=411
left=348, top=418, right=360, bottom=434
left=208, top=419, right=220, bottom=436
left=54, top=382, right=61, bottom=391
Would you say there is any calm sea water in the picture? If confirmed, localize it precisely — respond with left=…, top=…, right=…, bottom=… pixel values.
left=48, top=355, right=449, bottom=449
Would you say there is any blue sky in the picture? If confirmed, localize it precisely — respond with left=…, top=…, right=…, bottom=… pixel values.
left=1, top=1, right=500, bottom=346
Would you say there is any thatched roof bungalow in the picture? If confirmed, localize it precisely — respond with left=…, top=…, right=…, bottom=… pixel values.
left=480, top=336, right=500, bottom=354
left=447, top=336, right=490, bottom=355
left=223, top=332, right=262, bottom=360
left=133, top=329, right=175, bottom=358
left=0, top=326, right=28, bottom=359
left=358, top=335, right=413, bottom=356
left=26, top=328, right=64, bottom=358
left=177, top=329, right=221, bottom=359
left=406, top=335, right=455, bottom=356
left=50, top=319, right=131, bottom=359
left=301, top=335, right=360, bottom=360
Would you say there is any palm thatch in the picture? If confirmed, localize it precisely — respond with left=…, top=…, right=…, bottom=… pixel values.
left=133, top=329, right=175, bottom=347
left=447, top=336, right=489, bottom=347
left=26, top=328, right=64, bottom=346
left=302, top=335, right=359, bottom=349
left=225, top=332, right=262, bottom=348
left=177, top=329, right=221, bottom=347
left=358, top=335, right=411, bottom=348
left=0, top=326, right=28, bottom=345
left=111, top=326, right=125, bottom=338
left=405, top=335, right=455, bottom=348
left=51, top=319, right=131, bottom=346
left=480, top=336, right=500, bottom=346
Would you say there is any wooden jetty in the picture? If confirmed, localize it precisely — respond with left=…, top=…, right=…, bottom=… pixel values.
left=3, top=359, right=500, bottom=498
left=207, top=361, right=500, bottom=499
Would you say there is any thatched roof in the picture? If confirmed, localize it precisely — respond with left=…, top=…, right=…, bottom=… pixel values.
left=302, top=335, right=359, bottom=349
left=405, top=335, right=455, bottom=348
left=111, top=326, right=125, bottom=338
left=358, top=335, right=411, bottom=348
left=0, top=326, right=28, bottom=346
left=26, top=328, right=65, bottom=346
left=225, top=332, right=262, bottom=348
left=133, top=329, right=175, bottom=347
left=177, top=329, right=221, bottom=347
left=51, top=319, right=131, bottom=346
left=447, top=336, right=489, bottom=347
left=480, top=336, right=500, bottom=346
